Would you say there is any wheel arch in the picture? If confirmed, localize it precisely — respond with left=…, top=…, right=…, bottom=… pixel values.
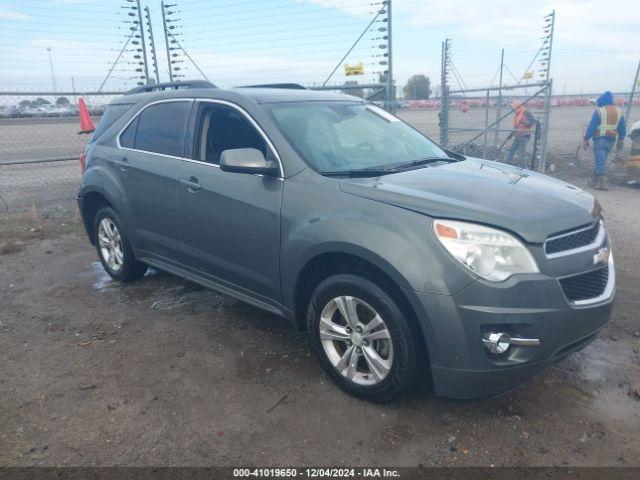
left=293, top=249, right=432, bottom=385
left=292, top=249, right=429, bottom=360
left=79, top=189, right=114, bottom=245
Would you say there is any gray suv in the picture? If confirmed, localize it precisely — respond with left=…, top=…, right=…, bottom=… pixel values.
left=78, top=81, right=614, bottom=402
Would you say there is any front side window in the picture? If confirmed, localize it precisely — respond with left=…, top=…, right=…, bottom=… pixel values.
left=193, top=102, right=268, bottom=164
left=131, top=101, right=190, bottom=157
left=264, top=101, right=449, bottom=174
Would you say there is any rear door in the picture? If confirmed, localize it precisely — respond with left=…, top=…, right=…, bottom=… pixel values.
left=177, top=100, right=283, bottom=302
left=114, top=99, right=192, bottom=261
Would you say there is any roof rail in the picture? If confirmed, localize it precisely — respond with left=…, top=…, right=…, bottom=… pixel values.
left=125, top=80, right=216, bottom=95
left=239, top=83, right=307, bottom=90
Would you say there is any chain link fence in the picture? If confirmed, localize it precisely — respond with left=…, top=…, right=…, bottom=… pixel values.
left=0, top=92, right=122, bottom=221
left=1, top=88, right=638, bottom=240
left=440, top=82, right=552, bottom=170
left=438, top=90, right=640, bottom=175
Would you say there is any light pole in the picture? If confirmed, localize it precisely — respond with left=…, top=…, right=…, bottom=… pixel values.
left=47, top=47, right=57, bottom=92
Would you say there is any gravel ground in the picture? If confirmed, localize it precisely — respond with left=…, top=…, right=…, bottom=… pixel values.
left=0, top=179, right=639, bottom=467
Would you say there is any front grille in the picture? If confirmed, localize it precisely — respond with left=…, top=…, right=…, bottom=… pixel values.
left=545, top=221, right=601, bottom=255
left=559, top=266, right=609, bottom=302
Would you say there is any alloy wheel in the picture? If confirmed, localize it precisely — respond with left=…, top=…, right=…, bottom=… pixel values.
left=98, top=218, right=124, bottom=272
left=319, top=295, right=394, bottom=386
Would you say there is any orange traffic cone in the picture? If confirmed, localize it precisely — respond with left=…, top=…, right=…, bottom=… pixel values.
left=78, top=97, right=95, bottom=134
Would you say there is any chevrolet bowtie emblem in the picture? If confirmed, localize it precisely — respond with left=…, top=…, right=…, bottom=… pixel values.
left=594, top=246, right=610, bottom=266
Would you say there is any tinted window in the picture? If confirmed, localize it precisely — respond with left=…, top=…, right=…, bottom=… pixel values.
left=194, top=103, right=267, bottom=164
left=133, top=101, right=190, bottom=157
left=92, top=103, right=132, bottom=140
left=119, top=116, right=138, bottom=148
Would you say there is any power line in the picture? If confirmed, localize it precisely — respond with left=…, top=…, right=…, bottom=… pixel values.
left=323, top=7, right=384, bottom=85
left=184, top=14, right=386, bottom=38
left=167, top=31, right=209, bottom=82
left=183, top=21, right=368, bottom=43
left=7, top=1, right=117, bottom=11
left=99, top=26, right=137, bottom=92
left=182, top=0, right=377, bottom=14
left=185, top=1, right=381, bottom=21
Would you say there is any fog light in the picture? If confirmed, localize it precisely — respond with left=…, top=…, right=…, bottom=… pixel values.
left=482, top=332, right=541, bottom=355
left=483, top=332, right=511, bottom=354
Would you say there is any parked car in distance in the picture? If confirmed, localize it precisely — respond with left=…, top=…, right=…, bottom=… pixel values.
left=77, top=81, right=614, bottom=402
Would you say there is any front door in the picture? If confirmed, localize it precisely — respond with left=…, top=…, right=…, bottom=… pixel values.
left=114, top=99, right=192, bottom=261
left=177, top=101, right=283, bottom=303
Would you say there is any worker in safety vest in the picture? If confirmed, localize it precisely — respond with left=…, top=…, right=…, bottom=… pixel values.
left=506, top=101, right=536, bottom=167
left=583, top=91, right=626, bottom=190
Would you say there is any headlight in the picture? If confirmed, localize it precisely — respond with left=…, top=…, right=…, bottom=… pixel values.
left=433, top=219, right=539, bottom=282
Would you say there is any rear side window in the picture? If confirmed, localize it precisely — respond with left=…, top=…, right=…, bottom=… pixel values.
left=92, top=103, right=132, bottom=140
left=119, top=116, right=138, bottom=148
left=133, top=101, right=190, bottom=157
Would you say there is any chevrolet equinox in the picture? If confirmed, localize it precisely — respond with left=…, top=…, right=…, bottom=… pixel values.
left=77, top=81, right=615, bottom=402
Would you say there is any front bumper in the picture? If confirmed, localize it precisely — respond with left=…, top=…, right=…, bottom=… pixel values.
left=413, top=265, right=614, bottom=400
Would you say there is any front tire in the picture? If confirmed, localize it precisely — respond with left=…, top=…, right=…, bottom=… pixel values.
left=307, top=274, right=420, bottom=402
left=93, top=207, right=147, bottom=282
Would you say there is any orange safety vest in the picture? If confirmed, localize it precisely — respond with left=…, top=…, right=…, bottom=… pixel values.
left=593, top=105, right=622, bottom=138
left=513, top=109, right=532, bottom=138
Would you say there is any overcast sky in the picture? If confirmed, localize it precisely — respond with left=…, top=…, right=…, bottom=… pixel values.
left=0, top=0, right=638, bottom=94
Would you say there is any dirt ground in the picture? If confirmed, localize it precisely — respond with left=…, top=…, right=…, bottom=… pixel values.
left=1, top=178, right=639, bottom=467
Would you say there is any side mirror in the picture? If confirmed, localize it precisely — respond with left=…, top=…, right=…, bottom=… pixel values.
left=219, top=148, right=279, bottom=177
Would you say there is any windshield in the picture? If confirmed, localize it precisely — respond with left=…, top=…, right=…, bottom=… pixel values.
left=264, top=101, right=449, bottom=174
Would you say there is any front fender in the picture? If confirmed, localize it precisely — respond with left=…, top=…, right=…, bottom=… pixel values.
left=280, top=171, right=476, bottom=310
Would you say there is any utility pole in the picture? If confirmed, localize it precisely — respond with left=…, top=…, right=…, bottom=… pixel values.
left=47, top=47, right=57, bottom=92
left=135, top=0, right=150, bottom=84
left=145, top=6, right=160, bottom=83
left=385, top=0, right=394, bottom=113
left=71, top=77, right=76, bottom=103
left=494, top=48, right=504, bottom=145
left=626, top=59, right=640, bottom=123
left=161, top=1, right=174, bottom=82
left=539, top=10, right=555, bottom=172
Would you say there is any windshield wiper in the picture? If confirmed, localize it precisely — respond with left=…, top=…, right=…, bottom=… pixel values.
left=388, top=156, right=458, bottom=171
left=320, top=168, right=396, bottom=177
left=320, top=157, right=458, bottom=177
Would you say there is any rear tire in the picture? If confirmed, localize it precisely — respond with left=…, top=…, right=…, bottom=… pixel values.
left=93, top=206, right=147, bottom=282
left=307, top=274, right=420, bottom=403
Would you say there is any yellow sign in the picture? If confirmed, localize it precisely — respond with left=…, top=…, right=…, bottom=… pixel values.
left=344, top=62, right=364, bottom=76
left=522, top=70, right=534, bottom=80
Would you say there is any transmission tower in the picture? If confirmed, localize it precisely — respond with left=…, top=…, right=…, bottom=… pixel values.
left=162, top=1, right=187, bottom=81
left=439, top=39, right=451, bottom=146
left=145, top=6, right=160, bottom=83
left=539, top=10, right=555, bottom=171
left=120, top=0, right=149, bottom=85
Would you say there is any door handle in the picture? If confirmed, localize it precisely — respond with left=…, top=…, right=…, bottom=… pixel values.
left=180, top=176, right=202, bottom=192
left=113, top=157, right=129, bottom=170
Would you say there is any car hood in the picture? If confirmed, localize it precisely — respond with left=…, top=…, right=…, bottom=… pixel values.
left=338, top=158, right=600, bottom=244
